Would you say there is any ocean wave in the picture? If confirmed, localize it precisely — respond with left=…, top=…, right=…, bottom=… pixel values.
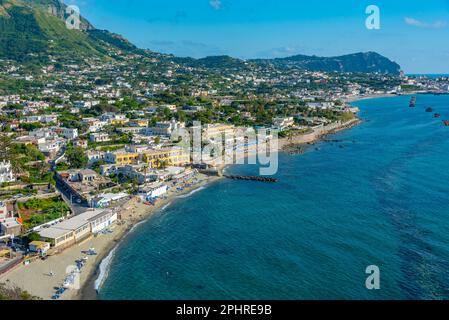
left=176, top=186, right=205, bottom=199
left=94, top=246, right=117, bottom=293
left=161, top=202, right=172, bottom=211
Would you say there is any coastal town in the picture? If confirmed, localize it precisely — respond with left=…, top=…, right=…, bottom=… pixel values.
left=1, top=49, right=448, bottom=299
left=1, top=0, right=449, bottom=301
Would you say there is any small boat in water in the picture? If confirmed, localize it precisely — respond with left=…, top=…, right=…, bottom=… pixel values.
left=425, top=107, right=433, bottom=112
left=409, top=96, right=417, bottom=108
left=443, top=120, right=449, bottom=126
left=434, top=113, right=441, bottom=118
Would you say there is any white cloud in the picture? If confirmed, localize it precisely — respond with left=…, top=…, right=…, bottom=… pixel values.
left=405, top=17, right=447, bottom=29
left=209, top=0, right=222, bottom=10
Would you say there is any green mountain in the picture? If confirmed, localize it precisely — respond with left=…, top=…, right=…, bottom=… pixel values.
left=0, top=0, right=137, bottom=62
left=173, top=52, right=400, bottom=75
left=260, top=52, right=401, bottom=74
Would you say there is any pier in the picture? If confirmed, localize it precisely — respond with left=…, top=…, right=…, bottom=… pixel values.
left=223, top=175, right=278, bottom=183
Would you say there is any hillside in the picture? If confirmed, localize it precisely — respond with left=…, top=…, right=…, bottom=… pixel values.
left=174, top=52, right=400, bottom=75
left=262, top=52, right=401, bottom=74
left=0, top=0, right=137, bottom=62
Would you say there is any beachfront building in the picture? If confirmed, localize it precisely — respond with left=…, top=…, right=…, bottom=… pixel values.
left=105, top=151, right=140, bottom=166
left=201, top=123, right=235, bottom=140
left=142, top=148, right=190, bottom=168
left=118, top=164, right=156, bottom=185
left=272, top=117, right=295, bottom=131
left=138, top=183, right=168, bottom=200
left=29, top=241, right=51, bottom=255
left=91, top=192, right=128, bottom=208
left=105, top=148, right=190, bottom=168
left=38, top=209, right=117, bottom=249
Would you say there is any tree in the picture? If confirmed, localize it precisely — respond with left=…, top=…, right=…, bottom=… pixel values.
left=27, top=232, right=41, bottom=242
left=154, top=136, right=161, bottom=145
left=65, top=145, right=88, bottom=169
left=176, top=110, right=187, bottom=123
left=0, top=283, right=40, bottom=300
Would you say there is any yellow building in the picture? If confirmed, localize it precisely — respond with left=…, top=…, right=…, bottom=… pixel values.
left=203, top=124, right=235, bottom=139
left=106, top=148, right=190, bottom=168
left=106, top=151, right=140, bottom=166
left=131, top=119, right=149, bottom=127
left=111, top=119, right=129, bottom=126
left=142, top=148, right=190, bottom=168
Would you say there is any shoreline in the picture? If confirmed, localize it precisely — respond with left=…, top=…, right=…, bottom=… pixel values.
left=0, top=93, right=389, bottom=300
left=0, top=173, right=221, bottom=300
left=76, top=177, right=220, bottom=300
left=76, top=174, right=222, bottom=300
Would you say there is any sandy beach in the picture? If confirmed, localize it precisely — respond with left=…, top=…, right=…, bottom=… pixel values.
left=343, top=92, right=404, bottom=103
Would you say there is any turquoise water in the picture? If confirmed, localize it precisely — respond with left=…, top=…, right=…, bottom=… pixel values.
left=98, top=95, right=449, bottom=300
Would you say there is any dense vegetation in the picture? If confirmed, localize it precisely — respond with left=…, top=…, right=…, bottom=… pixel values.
left=18, top=196, right=70, bottom=230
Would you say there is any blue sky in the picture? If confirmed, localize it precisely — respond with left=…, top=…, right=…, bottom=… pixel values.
left=67, top=0, right=449, bottom=73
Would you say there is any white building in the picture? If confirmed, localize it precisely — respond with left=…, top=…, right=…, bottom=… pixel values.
left=91, top=193, right=128, bottom=208
left=87, top=151, right=105, bottom=166
left=139, top=183, right=168, bottom=200
left=90, top=132, right=111, bottom=143
left=82, top=118, right=107, bottom=133
left=38, top=209, right=117, bottom=248
left=38, top=139, right=63, bottom=155
left=62, top=128, right=78, bottom=140
left=151, top=120, right=185, bottom=137
left=30, top=128, right=57, bottom=139
left=0, top=161, right=14, bottom=184
left=273, top=117, right=295, bottom=130
left=307, top=102, right=334, bottom=110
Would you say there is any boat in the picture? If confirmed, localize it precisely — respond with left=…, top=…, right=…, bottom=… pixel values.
left=443, top=120, right=449, bottom=126
left=425, top=107, right=433, bottom=112
left=434, top=113, right=441, bottom=118
left=409, top=96, right=417, bottom=108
